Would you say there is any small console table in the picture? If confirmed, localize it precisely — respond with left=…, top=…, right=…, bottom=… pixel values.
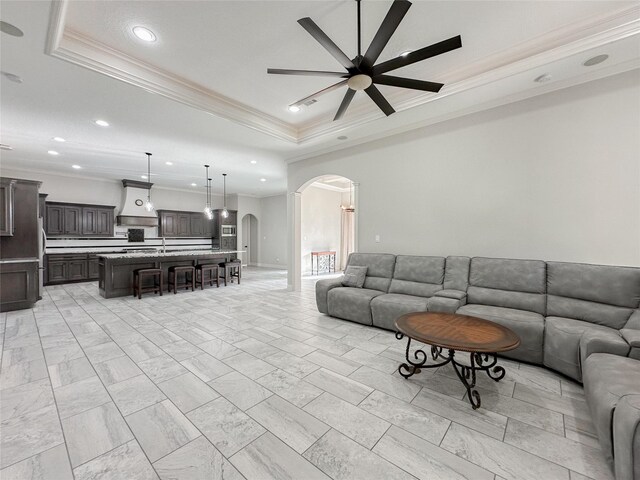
left=311, top=251, right=336, bottom=275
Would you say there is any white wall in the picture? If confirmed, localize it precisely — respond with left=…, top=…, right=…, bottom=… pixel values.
left=259, top=194, right=287, bottom=268
left=289, top=71, right=640, bottom=267
left=301, top=185, right=344, bottom=274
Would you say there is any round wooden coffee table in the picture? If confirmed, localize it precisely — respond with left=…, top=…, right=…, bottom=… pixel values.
left=394, top=312, right=520, bottom=409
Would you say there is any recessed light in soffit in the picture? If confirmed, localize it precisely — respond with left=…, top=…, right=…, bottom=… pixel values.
left=132, top=26, right=156, bottom=42
left=0, top=21, right=24, bottom=37
left=583, top=54, right=609, bottom=67
left=94, top=119, right=109, bottom=127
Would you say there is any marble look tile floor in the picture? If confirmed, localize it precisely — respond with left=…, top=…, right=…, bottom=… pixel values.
left=0, top=268, right=613, bottom=479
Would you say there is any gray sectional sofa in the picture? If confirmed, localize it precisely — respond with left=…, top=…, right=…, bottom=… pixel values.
left=315, top=253, right=640, bottom=480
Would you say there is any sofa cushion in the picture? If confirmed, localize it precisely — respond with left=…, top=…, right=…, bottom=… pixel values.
left=583, top=353, right=640, bottom=466
left=444, top=256, right=470, bottom=291
left=388, top=255, right=444, bottom=297
left=547, top=262, right=640, bottom=329
left=456, top=304, right=544, bottom=363
left=371, top=294, right=429, bottom=331
left=342, top=266, right=367, bottom=288
left=327, top=287, right=384, bottom=326
left=467, top=257, right=547, bottom=315
left=346, top=253, right=396, bottom=293
left=543, top=317, right=626, bottom=381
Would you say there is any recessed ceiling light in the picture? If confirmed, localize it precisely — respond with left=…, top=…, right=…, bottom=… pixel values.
left=141, top=175, right=148, bottom=179
left=48, top=150, right=59, bottom=156
left=190, top=183, right=197, bottom=187
left=400, top=50, right=412, bottom=57
left=52, top=136, right=65, bottom=142
left=94, top=119, right=109, bottom=127
left=1, top=71, right=22, bottom=83
left=288, top=105, right=300, bottom=113
left=534, top=74, right=552, bottom=83
left=132, top=26, right=156, bottom=42
left=260, top=178, right=267, bottom=182
left=337, top=135, right=348, bottom=140
left=250, top=160, right=257, bottom=164
left=583, top=54, right=609, bottom=67
left=0, top=21, right=24, bottom=37
left=72, top=165, right=81, bottom=169
left=165, top=161, right=173, bottom=165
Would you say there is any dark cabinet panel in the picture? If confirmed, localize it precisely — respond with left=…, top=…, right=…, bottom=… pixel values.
left=221, top=236, right=237, bottom=251
left=160, top=212, right=177, bottom=236
left=88, top=256, right=100, bottom=280
left=97, top=209, right=113, bottom=235
left=190, top=214, right=204, bottom=236
left=47, top=260, right=68, bottom=283
left=68, top=259, right=87, bottom=280
left=0, top=180, right=15, bottom=236
left=0, top=261, right=38, bottom=312
left=204, top=218, right=214, bottom=237
left=177, top=214, right=190, bottom=236
left=82, top=208, right=98, bottom=235
left=46, top=205, right=65, bottom=235
left=64, top=207, right=82, bottom=235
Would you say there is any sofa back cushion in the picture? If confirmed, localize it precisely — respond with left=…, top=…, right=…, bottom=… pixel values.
left=346, top=253, right=396, bottom=292
left=444, top=256, right=470, bottom=291
left=389, top=255, right=444, bottom=297
left=467, top=257, right=547, bottom=314
left=547, top=262, right=640, bottom=329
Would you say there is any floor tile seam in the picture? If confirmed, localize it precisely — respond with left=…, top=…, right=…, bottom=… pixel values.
left=408, top=396, right=509, bottom=440
left=33, top=301, right=77, bottom=478
left=0, top=439, right=66, bottom=472
left=511, top=387, right=589, bottom=417
left=52, top=299, right=173, bottom=477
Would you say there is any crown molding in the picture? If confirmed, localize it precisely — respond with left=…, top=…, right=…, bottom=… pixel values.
left=45, top=2, right=639, bottom=145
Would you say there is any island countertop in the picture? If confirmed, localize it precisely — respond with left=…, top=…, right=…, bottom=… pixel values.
left=98, top=249, right=244, bottom=260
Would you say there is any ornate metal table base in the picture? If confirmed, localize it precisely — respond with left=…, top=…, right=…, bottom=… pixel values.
left=395, top=332, right=506, bottom=409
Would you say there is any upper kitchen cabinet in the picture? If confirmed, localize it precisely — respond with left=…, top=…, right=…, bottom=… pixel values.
left=0, top=179, right=16, bottom=236
left=157, top=210, right=213, bottom=237
left=45, top=202, right=115, bottom=237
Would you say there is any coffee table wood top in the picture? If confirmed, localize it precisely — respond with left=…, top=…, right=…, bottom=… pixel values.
left=395, top=312, right=520, bottom=353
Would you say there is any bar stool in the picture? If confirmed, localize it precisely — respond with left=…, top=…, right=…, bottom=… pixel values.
left=168, top=265, right=195, bottom=294
left=133, top=268, right=163, bottom=299
left=218, top=260, right=241, bottom=286
left=195, top=264, right=219, bottom=290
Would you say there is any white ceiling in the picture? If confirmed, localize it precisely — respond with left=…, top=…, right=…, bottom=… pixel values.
left=0, top=0, right=638, bottom=195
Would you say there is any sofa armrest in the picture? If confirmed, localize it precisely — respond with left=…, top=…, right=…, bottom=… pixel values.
left=621, top=329, right=640, bottom=347
left=613, top=394, right=640, bottom=480
left=434, top=289, right=467, bottom=304
left=427, top=296, right=464, bottom=314
left=579, top=329, right=631, bottom=372
left=315, top=278, right=344, bottom=314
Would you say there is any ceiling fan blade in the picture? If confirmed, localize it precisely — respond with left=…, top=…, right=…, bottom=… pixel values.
left=362, top=0, right=411, bottom=68
left=373, top=74, right=443, bottom=92
left=298, top=17, right=355, bottom=69
left=267, top=68, right=349, bottom=78
left=290, top=79, right=348, bottom=108
left=372, top=35, right=462, bottom=76
left=334, top=89, right=356, bottom=121
left=365, top=85, right=395, bottom=116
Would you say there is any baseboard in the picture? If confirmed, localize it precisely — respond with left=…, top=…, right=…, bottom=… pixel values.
left=255, top=262, right=286, bottom=269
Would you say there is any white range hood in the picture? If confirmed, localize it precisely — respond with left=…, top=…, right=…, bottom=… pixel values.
left=116, top=179, right=158, bottom=227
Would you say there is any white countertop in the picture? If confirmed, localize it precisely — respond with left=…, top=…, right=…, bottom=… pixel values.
left=98, top=250, right=244, bottom=260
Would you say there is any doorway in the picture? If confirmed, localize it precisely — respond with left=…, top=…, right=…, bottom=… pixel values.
left=241, top=214, right=259, bottom=267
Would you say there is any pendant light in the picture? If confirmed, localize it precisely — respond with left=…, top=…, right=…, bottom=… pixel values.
left=343, top=181, right=355, bottom=212
left=203, top=165, right=212, bottom=218
left=207, top=177, right=213, bottom=220
left=221, top=173, right=229, bottom=218
left=144, top=152, right=154, bottom=212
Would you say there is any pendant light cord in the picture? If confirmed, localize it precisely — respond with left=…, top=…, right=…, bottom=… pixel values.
left=145, top=152, right=152, bottom=204
left=357, top=0, right=361, bottom=57
left=223, top=173, right=227, bottom=209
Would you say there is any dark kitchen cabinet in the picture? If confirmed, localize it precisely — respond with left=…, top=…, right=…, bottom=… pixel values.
left=88, top=255, right=100, bottom=280
left=45, top=253, right=100, bottom=285
left=0, top=179, right=16, bottom=236
left=45, top=202, right=115, bottom=237
left=212, top=209, right=238, bottom=238
left=47, top=257, right=68, bottom=283
left=157, top=210, right=213, bottom=237
left=221, top=236, right=237, bottom=251
left=68, top=258, right=87, bottom=280
left=177, top=214, right=190, bottom=236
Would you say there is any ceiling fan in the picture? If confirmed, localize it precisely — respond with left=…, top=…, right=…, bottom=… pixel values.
left=267, top=0, right=462, bottom=121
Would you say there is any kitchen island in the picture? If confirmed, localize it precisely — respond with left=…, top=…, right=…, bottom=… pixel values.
left=98, top=249, right=243, bottom=298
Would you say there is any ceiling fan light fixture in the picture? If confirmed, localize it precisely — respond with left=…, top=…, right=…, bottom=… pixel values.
left=347, top=74, right=372, bottom=91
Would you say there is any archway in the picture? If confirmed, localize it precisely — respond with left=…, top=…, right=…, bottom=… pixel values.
left=240, top=213, right=259, bottom=267
left=288, top=175, right=358, bottom=291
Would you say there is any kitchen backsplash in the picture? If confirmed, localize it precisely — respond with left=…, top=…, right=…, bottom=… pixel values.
left=46, top=236, right=212, bottom=254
